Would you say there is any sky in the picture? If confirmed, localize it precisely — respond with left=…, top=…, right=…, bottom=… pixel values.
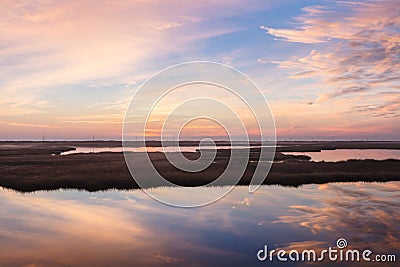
left=0, top=0, right=399, bottom=140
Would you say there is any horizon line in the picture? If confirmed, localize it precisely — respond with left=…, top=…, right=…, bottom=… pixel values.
left=0, top=139, right=399, bottom=142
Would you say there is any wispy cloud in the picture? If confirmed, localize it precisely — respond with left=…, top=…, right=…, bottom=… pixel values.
left=0, top=0, right=258, bottom=138
left=2, top=122, right=60, bottom=129
left=354, top=92, right=400, bottom=118
left=0, top=0, right=257, bottom=92
left=154, top=21, right=183, bottom=31
left=262, top=0, right=400, bottom=117
left=154, top=252, right=184, bottom=263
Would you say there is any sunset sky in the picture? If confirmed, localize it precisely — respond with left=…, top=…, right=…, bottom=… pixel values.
left=1, top=0, right=399, bottom=140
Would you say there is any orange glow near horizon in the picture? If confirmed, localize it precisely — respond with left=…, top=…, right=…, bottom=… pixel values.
left=0, top=0, right=398, bottom=140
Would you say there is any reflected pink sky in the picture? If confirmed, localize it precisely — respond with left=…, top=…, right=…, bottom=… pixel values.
left=284, top=149, right=400, bottom=162
left=0, top=182, right=399, bottom=267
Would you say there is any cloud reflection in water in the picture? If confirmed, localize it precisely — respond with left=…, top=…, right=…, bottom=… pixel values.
left=0, top=182, right=398, bottom=266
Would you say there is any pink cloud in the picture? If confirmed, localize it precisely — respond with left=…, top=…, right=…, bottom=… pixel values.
left=262, top=0, right=400, bottom=124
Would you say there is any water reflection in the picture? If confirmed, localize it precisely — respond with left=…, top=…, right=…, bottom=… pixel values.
left=0, top=183, right=398, bottom=266
left=285, top=149, right=400, bottom=162
left=60, top=146, right=257, bottom=155
left=275, top=183, right=400, bottom=266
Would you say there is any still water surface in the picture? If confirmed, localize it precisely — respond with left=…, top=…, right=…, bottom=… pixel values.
left=60, top=146, right=254, bottom=155
left=62, top=147, right=400, bottom=163
left=284, top=149, right=400, bottom=162
left=1, top=182, right=399, bottom=267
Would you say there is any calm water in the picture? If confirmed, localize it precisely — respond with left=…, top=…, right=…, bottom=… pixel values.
left=62, top=147, right=400, bottom=163
left=60, top=146, right=257, bottom=155
left=284, top=149, right=400, bottom=162
left=1, top=183, right=399, bottom=267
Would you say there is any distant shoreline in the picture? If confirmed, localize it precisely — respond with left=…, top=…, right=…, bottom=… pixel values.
left=0, top=141, right=399, bottom=193
left=1, top=140, right=400, bottom=152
